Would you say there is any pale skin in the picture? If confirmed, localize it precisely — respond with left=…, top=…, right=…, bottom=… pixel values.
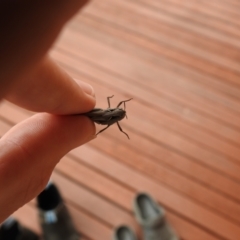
left=0, top=0, right=96, bottom=222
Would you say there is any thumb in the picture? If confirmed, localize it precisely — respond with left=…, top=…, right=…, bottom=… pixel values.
left=0, top=113, right=95, bottom=222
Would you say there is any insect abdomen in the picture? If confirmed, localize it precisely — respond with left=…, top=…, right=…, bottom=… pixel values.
left=84, top=108, right=126, bottom=125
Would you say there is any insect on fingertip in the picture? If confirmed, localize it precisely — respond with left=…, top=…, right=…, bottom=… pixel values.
left=84, top=96, right=132, bottom=139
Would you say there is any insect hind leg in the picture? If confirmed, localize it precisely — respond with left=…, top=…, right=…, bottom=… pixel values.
left=117, top=122, right=130, bottom=139
left=96, top=125, right=111, bottom=136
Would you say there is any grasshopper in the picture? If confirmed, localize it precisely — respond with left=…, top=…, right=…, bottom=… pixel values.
left=84, top=95, right=132, bottom=139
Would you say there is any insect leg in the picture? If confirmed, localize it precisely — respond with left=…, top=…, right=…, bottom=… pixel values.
left=96, top=125, right=111, bottom=136
left=107, top=95, right=114, bottom=108
left=117, top=122, right=130, bottom=139
left=116, top=98, right=133, bottom=109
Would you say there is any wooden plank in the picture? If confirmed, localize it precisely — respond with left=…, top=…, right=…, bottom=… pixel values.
left=88, top=131, right=240, bottom=224
left=73, top=9, right=239, bottom=112
left=66, top=204, right=111, bottom=240
left=0, top=116, right=13, bottom=134
left=85, top=0, right=240, bottom=70
left=72, top=11, right=240, bottom=98
left=98, top=0, right=240, bottom=87
left=108, top=0, right=240, bottom=51
left=157, top=0, right=240, bottom=17
left=57, top=27, right=240, bottom=130
left=135, top=0, right=240, bottom=36
left=222, top=0, right=240, bottom=7
left=99, top=124, right=240, bottom=203
left=59, top=26, right=240, bottom=102
left=70, top=145, right=240, bottom=240
left=86, top=1, right=240, bottom=85
left=87, top=0, right=239, bottom=61
left=57, top=154, right=220, bottom=240
left=0, top=101, right=30, bottom=123
left=57, top=54, right=240, bottom=169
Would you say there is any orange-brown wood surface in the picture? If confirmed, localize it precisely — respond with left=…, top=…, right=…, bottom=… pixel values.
left=1, top=0, right=240, bottom=239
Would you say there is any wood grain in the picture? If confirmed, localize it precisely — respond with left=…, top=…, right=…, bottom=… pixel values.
left=1, top=0, right=240, bottom=239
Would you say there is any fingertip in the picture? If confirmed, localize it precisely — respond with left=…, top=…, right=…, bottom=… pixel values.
left=73, top=78, right=96, bottom=113
left=77, top=79, right=95, bottom=97
left=5, top=57, right=96, bottom=115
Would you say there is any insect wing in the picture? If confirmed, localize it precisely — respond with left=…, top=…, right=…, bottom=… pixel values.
left=84, top=108, right=112, bottom=125
left=84, top=108, right=104, bottom=117
left=102, top=109, right=115, bottom=118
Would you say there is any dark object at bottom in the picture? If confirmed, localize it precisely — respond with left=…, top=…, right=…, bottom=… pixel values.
left=113, top=226, right=138, bottom=240
left=37, top=183, right=80, bottom=240
left=0, top=218, right=39, bottom=240
left=133, top=193, right=179, bottom=240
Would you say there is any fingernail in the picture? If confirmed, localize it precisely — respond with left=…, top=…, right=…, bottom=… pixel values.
left=78, top=80, right=95, bottom=97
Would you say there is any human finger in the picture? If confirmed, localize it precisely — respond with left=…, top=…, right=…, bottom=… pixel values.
left=5, top=55, right=95, bottom=114
left=0, top=0, right=89, bottom=97
left=0, top=112, right=95, bottom=222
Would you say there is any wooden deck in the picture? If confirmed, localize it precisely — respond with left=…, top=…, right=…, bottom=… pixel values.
left=1, top=0, right=240, bottom=239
